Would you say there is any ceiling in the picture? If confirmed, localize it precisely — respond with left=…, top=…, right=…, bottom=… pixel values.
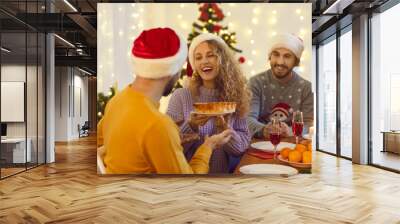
left=0, top=0, right=98, bottom=74
left=0, top=0, right=393, bottom=76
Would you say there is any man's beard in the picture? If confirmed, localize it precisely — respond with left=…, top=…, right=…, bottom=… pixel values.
left=272, top=64, right=292, bottom=79
left=162, top=76, right=178, bottom=97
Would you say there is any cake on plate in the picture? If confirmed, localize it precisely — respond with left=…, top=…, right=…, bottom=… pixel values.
left=193, top=102, right=236, bottom=114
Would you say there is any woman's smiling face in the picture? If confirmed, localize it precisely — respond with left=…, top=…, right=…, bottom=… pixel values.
left=193, top=42, right=220, bottom=82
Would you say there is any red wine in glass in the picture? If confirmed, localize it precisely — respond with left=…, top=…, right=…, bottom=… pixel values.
left=269, top=118, right=280, bottom=160
left=270, top=133, right=281, bottom=146
left=292, top=111, right=304, bottom=144
left=292, top=122, right=304, bottom=137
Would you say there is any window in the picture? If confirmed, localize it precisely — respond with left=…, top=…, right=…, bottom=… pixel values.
left=339, top=28, right=352, bottom=158
left=0, top=1, right=46, bottom=179
left=317, top=36, right=337, bottom=154
left=371, top=3, right=400, bottom=171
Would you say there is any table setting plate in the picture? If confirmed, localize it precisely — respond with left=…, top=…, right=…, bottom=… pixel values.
left=250, top=141, right=296, bottom=153
left=239, top=164, right=298, bottom=176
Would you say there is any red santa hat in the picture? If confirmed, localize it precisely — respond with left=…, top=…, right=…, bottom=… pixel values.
left=131, top=27, right=187, bottom=79
left=188, top=33, right=227, bottom=70
left=271, top=103, right=293, bottom=117
left=268, top=33, right=304, bottom=60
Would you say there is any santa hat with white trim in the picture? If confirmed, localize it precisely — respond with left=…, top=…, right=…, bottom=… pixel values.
left=131, top=27, right=187, bottom=79
left=188, top=33, right=227, bottom=69
left=268, top=33, right=304, bottom=60
left=271, top=102, right=293, bottom=117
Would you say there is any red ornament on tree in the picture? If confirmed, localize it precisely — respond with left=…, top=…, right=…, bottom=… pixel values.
left=200, top=3, right=211, bottom=11
left=238, top=56, right=246, bottom=64
left=211, top=4, right=224, bottom=20
left=199, top=11, right=209, bottom=22
left=215, top=11, right=224, bottom=20
left=213, top=25, right=222, bottom=33
left=210, top=3, right=218, bottom=9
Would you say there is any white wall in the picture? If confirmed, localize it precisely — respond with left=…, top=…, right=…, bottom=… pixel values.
left=98, top=3, right=312, bottom=96
left=72, top=73, right=89, bottom=138
left=55, top=67, right=89, bottom=141
left=55, top=67, right=68, bottom=141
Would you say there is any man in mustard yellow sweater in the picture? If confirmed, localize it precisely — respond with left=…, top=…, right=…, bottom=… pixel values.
left=97, top=27, right=233, bottom=174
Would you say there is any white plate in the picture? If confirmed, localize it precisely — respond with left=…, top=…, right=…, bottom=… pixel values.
left=250, top=141, right=296, bottom=153
left=303, top=134, right=312, bottom=140
left=239, top=164, right=298, bottom=175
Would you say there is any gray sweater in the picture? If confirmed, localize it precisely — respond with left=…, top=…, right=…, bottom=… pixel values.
left=247, top=69, right=314, bottom=137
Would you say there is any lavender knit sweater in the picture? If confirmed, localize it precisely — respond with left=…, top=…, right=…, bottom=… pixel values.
left=166, top=86, right=251, bottom=173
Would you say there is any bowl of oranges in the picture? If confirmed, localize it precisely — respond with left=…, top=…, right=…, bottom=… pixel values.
left=278, top=140, right=312, bottom=168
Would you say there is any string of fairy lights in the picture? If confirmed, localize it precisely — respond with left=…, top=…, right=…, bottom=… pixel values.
left=98, top=4, right=311, bottom=95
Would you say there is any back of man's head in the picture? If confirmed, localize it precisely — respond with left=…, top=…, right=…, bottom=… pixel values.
left=131, top=27, right=187, bottom=79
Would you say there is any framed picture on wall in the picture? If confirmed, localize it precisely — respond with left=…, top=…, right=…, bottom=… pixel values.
left=1, top=81, right=25, bottom=122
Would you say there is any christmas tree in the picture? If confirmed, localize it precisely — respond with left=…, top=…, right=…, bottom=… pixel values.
left=189, top=3, right=242, bottom=53
left=173, top=3, right=245, bottom=90
left=97, top=86, right=116, bottom=122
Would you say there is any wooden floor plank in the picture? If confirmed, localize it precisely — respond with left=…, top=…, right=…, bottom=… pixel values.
left=0, top=135, right=399, bottom=223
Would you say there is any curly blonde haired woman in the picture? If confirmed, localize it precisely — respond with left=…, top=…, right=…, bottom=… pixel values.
left=166, top=33, right=251, bottom=173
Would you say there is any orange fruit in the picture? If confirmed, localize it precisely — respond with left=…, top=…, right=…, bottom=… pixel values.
left=300, top=140, right=312, bottom=151
left=302, top=151, right=312, bottom=163
left=307, top=143, right=312, bottom=151
left=300, top=139, right=311, bottom=146
left=280, top=148, right=291, bottom=159
left=295, top=144, right=307, bottom=154
left=288, top=150, right=302, bottom=163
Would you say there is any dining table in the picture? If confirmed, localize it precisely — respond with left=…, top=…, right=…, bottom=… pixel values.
left=234, top=136, right=312, bottom=174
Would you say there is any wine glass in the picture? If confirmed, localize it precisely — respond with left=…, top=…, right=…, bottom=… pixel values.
left=269, top=118, right=281, bottom=160
left=292, top=110, right=304, bottom=144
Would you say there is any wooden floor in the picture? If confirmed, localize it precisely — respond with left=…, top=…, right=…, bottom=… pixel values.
left=1, top=167, right=26, bottom=178
left=1, top=136, right=400, bottom=223
left=373, top=151, right=400, bottom=171
left=1, top=163, right=45, bottom=178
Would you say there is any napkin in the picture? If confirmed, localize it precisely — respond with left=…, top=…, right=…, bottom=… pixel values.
left=247, top=148, right=280, bottom=160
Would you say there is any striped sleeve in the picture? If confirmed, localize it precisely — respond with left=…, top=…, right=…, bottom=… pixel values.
left=223, top=116, right=251, bottom=157
left=166, top=88, right=185, bottom=123
left=166, top=88, right=196, bottom=134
